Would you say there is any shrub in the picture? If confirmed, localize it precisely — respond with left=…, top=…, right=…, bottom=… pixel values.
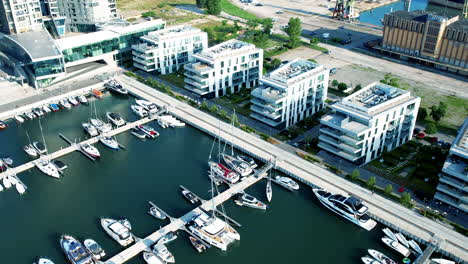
left=124, top=71, right=136, bottom=78
left=337, top=82, right=348, bottom=91
left=400, top=192, right=414, bottom=208
left=350, top=169, right=360, bottom=181
left=366, top=176, right=376, bottom=188
left=127, top=18, right=137, bottom=22
left=331, top=80, right=339, bottom=87
left=384, top=184, right=393, bottom=195
left=418, top=107, right=428, bottom=121
left=209, top=105, right=218, bottom=113
left=200, top=101, right=209, bottom=111
left=141, top=11, right=157, bottom=18
left=259, top=133, right=269, bottom=141
left=310, top=37, right=319, bottom=44
left=425, top=122, right=437, bottom=134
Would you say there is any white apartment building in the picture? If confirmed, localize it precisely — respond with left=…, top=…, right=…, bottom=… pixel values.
left=319, top=82, right=420, bottom=164
left=57, top=0, right=117, bottom=32
left=250, top=59, right=329, bottom=129
left=0, top=0, right=44, bottom=34
left=183, top=39, right=263, bottom=98
left=434, top=118, right=468, bottom=213
left=132, top=25, right=208, bottom=75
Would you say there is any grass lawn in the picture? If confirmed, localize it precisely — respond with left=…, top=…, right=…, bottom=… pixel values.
left=220, top=0, right=264, bottom=23
left=159, top=72, right=186, bottom=88
left=192, top=20, right=223, bottom=30
left=117, top=0, right=195, bottom=10
left=213, top=89, right=252, bottom=117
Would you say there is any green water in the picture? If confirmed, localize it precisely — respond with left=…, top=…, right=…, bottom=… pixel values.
left=0, top=95, right=407, bottom=264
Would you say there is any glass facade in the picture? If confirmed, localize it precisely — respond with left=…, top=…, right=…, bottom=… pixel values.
left=30, top=58, right=65, bottom=77
left=62, top=38, right=120, bottom=63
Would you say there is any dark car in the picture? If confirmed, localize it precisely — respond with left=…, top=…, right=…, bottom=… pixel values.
left=255, top=3, right=263, bottom=6
left=340, top=39, right=352, bottom=45
left=413, top=128, right=421, bottom=134
left=329, top=68, right=337, bottom=74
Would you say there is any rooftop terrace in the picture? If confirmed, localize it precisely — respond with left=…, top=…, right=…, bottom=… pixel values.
left=198, top=39, right=256, bottom=60
left=345, top=83, right=405, bottom=109
left=146, top=25, right=200, bottom=40
left=266, top=59, right=320, bottom=84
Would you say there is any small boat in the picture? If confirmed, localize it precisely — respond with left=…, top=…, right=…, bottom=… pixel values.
left=52, top=160, right=67, bottom=172
left=15, top=181, right=26, bottom=194
left=92, top=89, right=104, bottom=99
left=235, top=193, right=267, bottom=210
left=138, top=125, right=159, bottom=138
left=35, top=160, right=60, bottom=178
left=158, top=115, right=185, bottom=127
left=136, top=100, right=158, bottom=114
left=83, top=239, right=106, bottom=260
left=237, top=155, right=257, bottom=168
left=266, top=177, right=272, bottom=202
left=99, top=136, right=119, bottom=150
left=100, top=218, right=134, bottom=246
left=59, top=99, right=72, bottom=109
left=131, top=105, right=148, bottom=118
left=189, top=236, right=206, bottom=253
left=14, top=115, right=25, bottom=123
left=24, top=144, right=39, bottom=157
left=49, top=104, right=60, bottom=112
left=32, top=141, right=47, bottom=155
left=90, top=118, right=112, bottom=133
left=361, top=256, right=381, bottom=264
left=105, top=79, right=128, bottom=95
left=68, top=96, right=80, bottom=106
left=131, top=128, right=146, bottom=139
left=81, top=143, right=100, bottom=158
left=3, top=175, right=12, bottom=188
left=2, top=157, right=13, bottom=167
left=143, top=252, right=164, bottom=264
left=33, top=107, right=45, bottom=117
left=157, top=119, right=168, bottom=128
left=274, top=176, right=299, bottom=191
left=431, top=259, right=457, bottom=264
left=0, top=121, right=7, bottom=129
left=77, top=95, right=88, bottom=104
left=395, top=233, right=410, bottom=248
left=368, top=249, right=397, bottom=264
left=33, top=257, right=55, bottom=264
left=409, top=240, right=423, bottom=255
left=106, top=112, right=126, bottom=127
left=25, top=111, right=36, bottom=120
left=82, top=122, right=99, bottom=137
left=158, top=231, right=177, bottom=245
left=182, top=189, right=199, bottom=204
left=9, top=175, right=17, bottom=185
left=152, top=243, right=175, bottom=263
left=381, top=237, right=410, bottom=257
left=382, top=228, right=398, bottom=242
left=148, top=203, right=166, bottom=220
left=60, top=235, right=94, bottom=264
left=42, top=105, right=51, bottom=113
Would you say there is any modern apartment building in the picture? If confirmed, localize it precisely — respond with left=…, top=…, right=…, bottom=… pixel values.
left=57, top=0, right=118, bottom=32
left=184, top=39, right=263, bottom=98
left=319, top=82, right=420, bottom=164
left=380, top=10, right=467, bottom=75
left=40, top=0, right=66, bottom=37
left=132, top=25, right=208, bottom=75
left=0, top=0, right=44, bottom=34
left=250, top=59, right=329, bottom=129
left=434, top=118, right=468, bottom=213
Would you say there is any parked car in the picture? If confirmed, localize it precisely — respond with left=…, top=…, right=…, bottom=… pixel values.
left=430, top=136, right=438, bottom=143
left=416, top=132, right=426, bottom=139
left=346, top=32, right=352, bottom=36
left=329, top=68, right=337, bottom=75
left=255, top=3, right=263, bottom=6
left=340, top=39, right=352, bottom=44
left=276, top=10, right=284, bottom=14
left=413, top=128, right=421, bottom=134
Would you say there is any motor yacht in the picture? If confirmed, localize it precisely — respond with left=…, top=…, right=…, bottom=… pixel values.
left=35, top=160, right=60, bottom=178
left=131, top=128, right=147, bottom=139
left=49, top=104, right=60, bottom=112
left=274, top=176, right=299, bottom=191
left=77, top=95, right=88, bottom=104
left=222, top=154, right=252, bottom=177
left=8, top=174, right=17, bottom=185
left=105, top=79, right=128, bottom=95
left=14, top=115, right=25, bottom=123
left=82, top=123, right=99, bottom=137
left=131, top=105, right=148, bottom=118
left=236, top=155, right=257, bottom=168
left=312, top=188, right=377, bottom=231
left=90, top=118, right=112, bottom=133
left=32, top=141, right=47, bottom=155
left=83, top=239, right=106, bottom=260
left=92, top=89, right=103, bottom=99
left=143, top=252, right=164, bottom=264
left=136, top=100, right=158, bottom=114
left=42, top=105, right=52, bottom=113
left=368, top=249, right=397, bottom=264
left=33, top=107, right=45, bottom=117
left=361, top=256, right=381, bottom=264
left=152, top=244, right=175, bottom=263
left=68, top=96, right=80, bottom=106
left=189, top=236, right=206, bottom=253
left=234, top=193, right=267, bottom=210
left=158, top=232, right=177, bottom=245
left=209, top=161, right=240, bottom=184
left=25, top=111, right=36, bottom=120
left=148, top=204, right=166, bottom=220
left=138, top=125, right=159, bottom=138
left=158, top=115, right=185, bottom=127
left=409, top=240, right=423, bottom=255
left=395, top=233, right=410, bottom=248
left=99, top=136, right=119, bottom=150
left=431, top=259, right=456, bottom=264
left=100, top=218, right=134, bottom=246
left=106, top=112, right=126, bottom=127
left=182, top=189, right=199, bottom=204
left=33, top=257, right=55, bottom=264
left=187, top=211, right=240, bottom=251
left=382, top=228, right=398, bottom=241
left=81, top=143, right=100, bottom=158
left=60, top=235, right=94, bottom=264
left=60, top=99, right=72, bottom=109
left=52, top=160, right=68, bottom=173
left=381, top=237, right=410, bottom=257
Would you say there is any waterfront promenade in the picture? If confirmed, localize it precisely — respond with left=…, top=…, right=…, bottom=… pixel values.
left=118, top=75, right=468, bottom=262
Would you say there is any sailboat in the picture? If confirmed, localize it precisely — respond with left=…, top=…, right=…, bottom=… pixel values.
left=34, top=120, right=60, bottom=179
left=266, top=176, right=272, bottom=202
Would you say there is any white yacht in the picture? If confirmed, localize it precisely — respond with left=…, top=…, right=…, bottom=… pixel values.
left=24, top=144, right=39, bottom=157
left=236, top=155, right=257, bottom=168
left=153, top=244, right=175, bottom=263
left=157, top=119, right=168, bottom=128
left=431, top=259, right=456, bottom=264
left=34, top=257, right=55, bottom=264
left=409, top=240, right=423, bottom=255
left=60, top=99, right=72, bottom=109
left=80, top=143, right=100, bottom=158
left=222, top=154, right=252, bottom=177
left=60, top=235, right=94, bottom=264
left=15, top=180, right=26, bottom=195
left=82, top=123, right=99, bottom=137
left=148, top=204, right=166, bottom=220
left=395, top=232, right=410, bottom=248
left=138, top=125, right=159, bottom=139
left=266, top=178, right=272, bottom=202
left=89, top=118, right=112, bottom=133
left=131, top=105, right=148, bottom=118
left=35, top=160, right=60, bottom=178
left=143, top=252, right=164, bottom=264
left=83, top=239, right=106, bottom=260
left=77, top=95, right=88, bottom=104
left=312, top=188, right=377, bottom=231
left=14, top=115, right=25, bottom=123
left=3, top=176, right=12, bottom=189
left=234, top=193, right=267, bottom=210
left=106, top=112, right=126, bottom=127
left=0, top=183, right=3, bottom=192
left=105, top=79, right=128, bottom=95
left=100, top=218, right=134, bottom=246
left=136, top=100, right=158, bottom=114
left=381, top=237, right=410, bottom=257
left=368, top=249, right=397, bottom=264
left=25, top=111, right=36, bottom=119
left=68, top=96, right=80, bottom=106
left=208, top=161, right=240, bottom=184
left=188, top=211, right=240, bottom=251
left=158, top=232, right=177, bottom=245
left=382, top=228, right=398, bottom=241
left=361, top=256, right=381, bottom=264
left=42, top=105, right=52, bottom=113
left=32, top=141, right=47, bottom=155
left=99, top=136, right=119, bottom=150
left=274, top=176, right=299, bottom=191
left=158, top=115, right=185, bottom=127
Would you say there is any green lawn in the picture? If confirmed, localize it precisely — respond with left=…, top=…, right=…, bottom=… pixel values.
left=117, top=0, right=195, bottom=10
left=213, top=88, right=252, bottom=117
left=158, top=72, right=186, bottom=87
left=220, top=0, right=264, bottom=23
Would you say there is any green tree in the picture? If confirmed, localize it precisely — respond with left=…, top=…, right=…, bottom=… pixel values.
left=350, top=169, right=360, bottom=181
left=219, top=109, right=227, bottom=118
left=206, top=0, right=221, bottom=15
left=262, top=18, right=273, bottom=35
left=354, top=84, right=362, bottom=92
left=337, top=82, right=348, bottom=91
left=209, top=105, right=218, bottom=113
left=231, top=112, right=240, bottom=127
left=384, top=184, right=393, bottom=195
left=200, top=101, right=209, bottom=111
left=425, top=122, right=437, bottom=134
left=196, top=0, right=207, bottom=8
left=331, top=80, right=339, bottom=87
left=400, top=192, right=414, bottom=208
left=204, top=27, right=215, bottom=43
left=366, top=176, right=376, bottom=188
left=418, top=107, right=428, bottom=121
left=310, top=37, right=319, bottom=45
left=285, top=17, right=302, bottom=48
left=430, top=102, right=448, bottom=122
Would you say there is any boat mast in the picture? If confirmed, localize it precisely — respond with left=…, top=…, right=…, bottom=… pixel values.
left=38, top=119, right=49, bottom=161
left=230, top=110, right=235, bottom=156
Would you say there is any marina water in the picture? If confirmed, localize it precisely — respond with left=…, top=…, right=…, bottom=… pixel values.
left=1, top=95, right=409, bottom=263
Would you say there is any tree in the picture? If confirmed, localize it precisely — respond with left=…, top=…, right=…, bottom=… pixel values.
left=196, top=0, right=207, bottom=8
left=331, top=80, right=339, bottom=87
left=418, top=107, right=428, bottom=121
left=209, top=105, right=218, bottom=113
left=337, top=82, right=348, bottom=91
left=206, top=0, right=221, bottom=15
left=310, top=37, right=319, bottom=45
left=231, top=112, right=240, bottom=127
left=354, top=84, right=362, bottom=92
left=430, top=102, right=447, bottom=122
left=425, top=122, right=437, bottom=134
left=200, top=101, right=209, bottom=111
left=219, top=109, right=227, bottom=118
left=350, top=169, right=360, bottom=181
left=366, top=176, right=376, bottom=188
left=384, top=184, right=393, bottom=195
left=400, top=192, right=414, bottom=208
left=285, top=17, right=302, bottom=48
left=262, top=18, right=273, bottom=35
left=204, top=27, right=215, bottom=43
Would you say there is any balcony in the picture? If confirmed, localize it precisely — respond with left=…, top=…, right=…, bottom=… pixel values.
left=251, top=105, right=282, bottom=120
left=321, top=114, right=369, bottom=135
left=133, top=56, right=155, bottom=66
left=184, top=62, right=214, bottom=74
left=132, top=43, right=156, bottom=53
left=439, top=176, right=468, bottom=192
left=318, top=142, right=361, bottom=162
left=184, top=71, right=207, bottom=82
left=319, top=134, right=362, bottom=154
left=436, top=185, right=467, bottom=203
left=434, top=193, right=467, bottom=211
left=251, top=87, right=287, bottom=103
left=250, top=112, right=282, bottom=127
left=319, top=127, right=363, bottom=145
left=250, top=98, right=282, bottom=111
left=184, top=83, right=209, bottom=96
left=185, top=78, right=207, bottom=89
left=442, top=159, right=468, bottom=180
